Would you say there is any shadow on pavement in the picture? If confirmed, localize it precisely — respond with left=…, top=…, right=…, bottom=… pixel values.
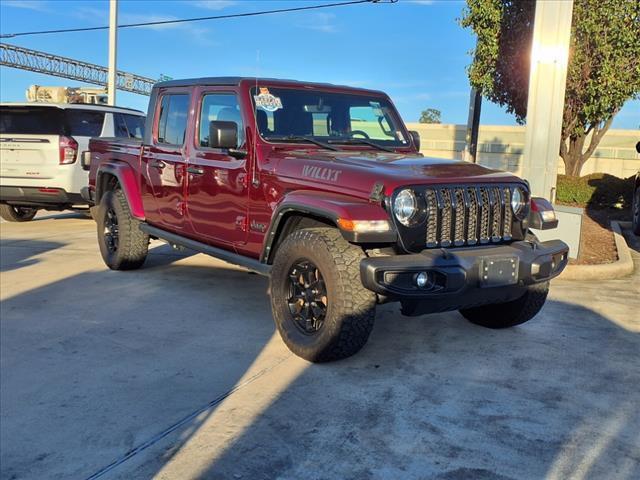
left=0, top=238, right=66, bottom=272
left=0, top=261, right=272, bottom=480
left=140, top=298, right=639, bottom=480
left=1, top=260, right=638, bottom=480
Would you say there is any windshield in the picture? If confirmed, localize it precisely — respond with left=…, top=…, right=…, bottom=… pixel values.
left=251, top=86, right=409, bottom=148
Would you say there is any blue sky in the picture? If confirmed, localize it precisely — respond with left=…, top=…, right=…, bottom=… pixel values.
left=1, top=0, right=638, bottom=129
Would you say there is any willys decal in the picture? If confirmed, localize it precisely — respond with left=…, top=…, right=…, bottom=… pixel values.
left=302, top=165, right=342, bottom=182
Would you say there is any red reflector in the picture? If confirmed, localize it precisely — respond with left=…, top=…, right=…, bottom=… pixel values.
left=38, top=188, right=60, bottom=194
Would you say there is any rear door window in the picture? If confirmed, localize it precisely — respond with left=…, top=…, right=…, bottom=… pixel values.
left=0, top=106, right=63, bottom=135
left=122, top=114, right=145, bottom=139
left=115, top=113, right=130, bottom=137
left=115, top=113, right=145, bottom=139
left=157, top=94, right=190, bottom=145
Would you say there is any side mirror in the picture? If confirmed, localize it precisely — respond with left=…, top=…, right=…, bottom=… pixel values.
left=208, top=120, right=237, bottom=149
left=81, top=151, right=91, bottom=171
left=409, top=130, right=420, bottom=152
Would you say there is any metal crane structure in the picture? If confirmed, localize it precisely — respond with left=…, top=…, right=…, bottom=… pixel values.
left=0, top=42, right=155, bottom=96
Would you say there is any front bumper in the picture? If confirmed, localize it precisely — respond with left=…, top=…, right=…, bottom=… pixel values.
left=360, top=239, right=569, bottom=312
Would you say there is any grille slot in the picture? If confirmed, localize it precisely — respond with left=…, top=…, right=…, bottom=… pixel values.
left=423, top=185, right=518, bottom=248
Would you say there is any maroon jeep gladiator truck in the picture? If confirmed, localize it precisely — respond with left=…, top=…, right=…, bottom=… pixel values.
left=85, top=77, right=569, bottom=362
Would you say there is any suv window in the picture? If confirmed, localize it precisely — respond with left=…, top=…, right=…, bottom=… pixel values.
left=115, top=113, right=145, bottom=139
left=198, top=93, right=244, bottom=148
left=157, top=94, right=189, bottom=145
left=0, top=106, right=63, bottom=135
left=65, top=110, right=105, bottom=137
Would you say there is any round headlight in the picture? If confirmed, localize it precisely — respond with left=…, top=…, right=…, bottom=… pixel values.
left=394, top=189, right=418, bottom=226
left=511, top=187, right=527, bottom=218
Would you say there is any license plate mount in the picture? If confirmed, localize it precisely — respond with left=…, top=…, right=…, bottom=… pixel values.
left=480, top=256, right=519, bottom=287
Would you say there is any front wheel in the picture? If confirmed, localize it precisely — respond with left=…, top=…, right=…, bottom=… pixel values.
left=97, top=188, right=149, bottom=270
left=459, top=281, right=549, bottom=329
left=0, top=205, right=38, bottom=222
left=270, top=227, right=376, bottom=362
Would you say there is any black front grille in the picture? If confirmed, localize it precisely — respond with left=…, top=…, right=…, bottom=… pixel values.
left=423, top=185, right=515, bottom=248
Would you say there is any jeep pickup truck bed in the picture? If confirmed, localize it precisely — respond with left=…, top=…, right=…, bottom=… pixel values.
left=88, top=77, right=568, bottom=362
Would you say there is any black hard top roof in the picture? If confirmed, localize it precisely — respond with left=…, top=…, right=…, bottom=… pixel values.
left=154, top=77, right=385, bottom=95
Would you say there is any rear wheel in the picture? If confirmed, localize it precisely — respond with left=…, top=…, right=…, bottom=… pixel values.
left=97, top=188, right=148, bottom=270
left=0, top=205, right=38, bottom=222
left=270, top=227, right=376, bottom=362
left=459, top=281, right=549, bottom=329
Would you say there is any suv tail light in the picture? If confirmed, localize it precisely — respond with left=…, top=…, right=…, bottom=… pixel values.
left=59, top=136, right=78, bottom=164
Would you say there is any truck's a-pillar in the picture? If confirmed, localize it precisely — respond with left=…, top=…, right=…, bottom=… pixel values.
left=521, top=0, right=574, bottom=200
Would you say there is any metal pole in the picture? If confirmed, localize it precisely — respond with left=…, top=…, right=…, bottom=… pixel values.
left=521, top=0, right=574, bottom=200
left=464, top=88, right=482, bottom=163
left=107, top=0, right=118, bottom=106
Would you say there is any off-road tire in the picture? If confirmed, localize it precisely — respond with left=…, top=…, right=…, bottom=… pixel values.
left=97, top=188, right=148, bottom=270
left=0, top=205, right=38, bottom=222
left=270, top=227, right=376, bottom=362
left=459, top=281, right=549, bottom=329
left=632, top=187, right=640, bottom=235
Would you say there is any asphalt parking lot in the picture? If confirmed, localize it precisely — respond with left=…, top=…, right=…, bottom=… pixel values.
left=1, top=212, right=639, bottom=480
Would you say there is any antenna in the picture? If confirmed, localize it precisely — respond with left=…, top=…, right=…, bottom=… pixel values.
left=252, top=50, right=260, bottom=187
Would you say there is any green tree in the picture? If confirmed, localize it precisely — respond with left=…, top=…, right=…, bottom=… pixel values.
left=419, top=108, right=442, bottom=124
left=460, top=0, right=640, bottom=177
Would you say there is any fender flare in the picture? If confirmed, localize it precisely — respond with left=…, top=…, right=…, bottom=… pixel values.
left=260, top=190, right=396, bottom=263
left=96, top=161, right=145, bottom=220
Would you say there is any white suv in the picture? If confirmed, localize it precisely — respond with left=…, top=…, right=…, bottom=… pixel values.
left=0, top=102, right=145, bottom=222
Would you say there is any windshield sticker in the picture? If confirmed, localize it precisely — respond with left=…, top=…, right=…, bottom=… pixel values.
left=254, top=88, right=283, bottom=112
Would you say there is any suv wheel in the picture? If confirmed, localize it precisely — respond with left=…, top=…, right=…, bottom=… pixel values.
left=0, top=205, right=38, bottom=222
left=459, top=281, right=549, bottom=328
left=97, top=188, right=149, bottom=270
left=270, top=227, right=376, bottom=362
left=633, top=187, right=640, bottom=235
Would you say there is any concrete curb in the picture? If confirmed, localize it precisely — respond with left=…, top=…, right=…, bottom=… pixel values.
left=559, top=221, right=634, bottom=280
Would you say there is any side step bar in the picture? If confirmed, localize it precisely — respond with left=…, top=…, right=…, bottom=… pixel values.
left=140, top=224, right=271, bottom=276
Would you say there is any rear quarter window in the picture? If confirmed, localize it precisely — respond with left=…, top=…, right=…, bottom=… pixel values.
left=65, top=109, right=105, bottom=137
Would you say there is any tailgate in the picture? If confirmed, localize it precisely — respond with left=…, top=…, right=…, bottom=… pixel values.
left=0, top=105, right=67, bottom=180
left=0, top=134, right=60, bottom=180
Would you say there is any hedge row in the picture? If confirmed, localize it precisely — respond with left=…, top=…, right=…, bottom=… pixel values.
left=555, top=173, right=635, bottom=209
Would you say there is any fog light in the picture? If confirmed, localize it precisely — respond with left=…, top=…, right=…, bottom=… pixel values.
left=415, top=272, right=429, bottom=288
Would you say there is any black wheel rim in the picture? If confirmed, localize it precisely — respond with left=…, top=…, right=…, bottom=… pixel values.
left=103, top=208, right=119, bottom=253
left=15, top=207, right=35, bottom=219
left=286, top=259, right=328, bottom=334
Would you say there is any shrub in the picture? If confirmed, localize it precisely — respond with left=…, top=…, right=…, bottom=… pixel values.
left=556, top=173, right=634, bottom=210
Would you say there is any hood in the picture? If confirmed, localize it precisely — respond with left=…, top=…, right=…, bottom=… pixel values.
left=270, top=149, right=522, bottom=197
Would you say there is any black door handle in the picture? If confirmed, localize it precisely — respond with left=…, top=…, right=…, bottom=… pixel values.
left=186, top=166, right=204, bottom=175
left=150, top=159, right=166, bottom=170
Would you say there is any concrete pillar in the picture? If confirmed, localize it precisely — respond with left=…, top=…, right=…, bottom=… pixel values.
left=107, top=0, right=118, bottom=106
left=521, top=0, right=574, bottom=200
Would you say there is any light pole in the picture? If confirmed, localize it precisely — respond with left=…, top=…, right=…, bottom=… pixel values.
left=107, top=0, right=118, bottom=106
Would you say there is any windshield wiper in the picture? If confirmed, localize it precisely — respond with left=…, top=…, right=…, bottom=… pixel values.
left=326, top=138, right=395, bottom=153
left=265, top=135, right=339, bottom=151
